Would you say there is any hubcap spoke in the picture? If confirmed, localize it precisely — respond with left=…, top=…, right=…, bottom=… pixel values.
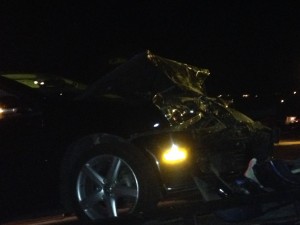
left=83, top=163, right=105, bottom=187
left=105, top=196, right=118, bottom=217
left=114, top=186, right=138, bottom=198
left=80, top=190, right=103, bottom=209
left=107, top=157, right=122, bottom=183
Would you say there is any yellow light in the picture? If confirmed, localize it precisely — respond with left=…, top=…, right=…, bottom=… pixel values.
left=0, top=107, right=3, bottom=114
left=162, top=144, right=187, bottom=164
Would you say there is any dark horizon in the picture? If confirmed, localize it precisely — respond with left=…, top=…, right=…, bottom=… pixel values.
left=1, top=1, right=300, bottom=94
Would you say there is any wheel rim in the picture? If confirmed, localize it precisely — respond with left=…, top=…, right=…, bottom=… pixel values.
left=76, top=154, right=139, bottom=220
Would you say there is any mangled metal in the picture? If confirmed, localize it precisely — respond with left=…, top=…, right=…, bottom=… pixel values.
left=147, top=50, right=210, bottom=95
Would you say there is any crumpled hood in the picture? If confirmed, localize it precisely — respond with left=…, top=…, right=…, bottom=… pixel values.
left=147, top=51, right=210, bottom=95
left=81, top=50, right=210, bottom=99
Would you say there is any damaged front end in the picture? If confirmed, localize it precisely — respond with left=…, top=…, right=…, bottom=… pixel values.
left=92, top=50, right=300, bottom=221
left=145, top=52, right=300, bottom=221
left=147, top=52, right=274, bottom=197
left=147, top=52, right=300, bottom=221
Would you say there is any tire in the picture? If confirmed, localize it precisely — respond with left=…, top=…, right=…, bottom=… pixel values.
left=63, top=140, right=160, bottom=223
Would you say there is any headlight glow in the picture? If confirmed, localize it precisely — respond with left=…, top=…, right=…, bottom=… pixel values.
left=0, top=107, right=17, bottom=115
left=162, top=144, right=187, bottom=164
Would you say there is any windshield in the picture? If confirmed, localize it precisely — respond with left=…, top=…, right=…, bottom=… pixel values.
left=1, top=74, right=87, bottom=98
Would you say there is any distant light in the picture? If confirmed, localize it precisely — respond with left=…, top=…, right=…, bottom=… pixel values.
left=255, top=95, right=258, bottom=98
left=190, top=110, right=194, bottom=114
left=218, top=94, right=222, bottom=98
left=293, top=91, right=297, bottom=95
left=280, top=99, right=285, bottom=103
left=153, top=123, right=160, bottom=128
left=285, top=116, right=299, bottom=124
left=242, top=94, right=249, bottom=98
left=40, top=81, right=45, bottom=85
left=34, top=81, right=38, bottom=85
left=59, top=93, right=63, bottom=96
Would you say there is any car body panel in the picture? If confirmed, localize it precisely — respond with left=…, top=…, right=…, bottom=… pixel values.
left=0, top=51, right=275, bottom=222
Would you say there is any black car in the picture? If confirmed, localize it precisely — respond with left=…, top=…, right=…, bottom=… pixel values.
left=1, top=51, right=291, bottom=223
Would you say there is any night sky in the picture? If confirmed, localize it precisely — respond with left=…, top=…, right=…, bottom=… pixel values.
left=1, top=1, right=300, bottom=94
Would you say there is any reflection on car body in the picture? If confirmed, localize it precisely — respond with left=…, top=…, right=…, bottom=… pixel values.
left=1, top=51, right=298, bottom=224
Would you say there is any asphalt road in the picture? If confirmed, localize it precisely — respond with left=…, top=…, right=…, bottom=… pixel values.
left=4, top=139, right=300, bottom=225
left=3, top=204, right=300, bottom=225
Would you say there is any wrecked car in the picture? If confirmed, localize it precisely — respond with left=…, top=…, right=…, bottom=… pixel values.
left=1, top=51, right=299, bottom=223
